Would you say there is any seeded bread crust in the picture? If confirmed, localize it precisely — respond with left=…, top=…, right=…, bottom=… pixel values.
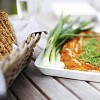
left=0, top=10, right=17, bottom=60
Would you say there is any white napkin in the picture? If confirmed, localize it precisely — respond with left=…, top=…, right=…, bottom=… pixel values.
left=0, top=18, right=47, bottom=97
left=0, top=68, right=6, bottom=98
left=12, top=19, right=48, bottom=45
left=11, top=19, right=48, bottom=59
left=0, top=44, right=18, bottom=97
left=0, top=19, right=47, bottom=93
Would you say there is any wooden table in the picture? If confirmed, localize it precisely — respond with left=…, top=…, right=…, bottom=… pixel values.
left=3, top=15, right=100, bottom=100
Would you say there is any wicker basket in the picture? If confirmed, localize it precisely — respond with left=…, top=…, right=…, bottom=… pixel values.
left=0, top=32, right=42, bottom=87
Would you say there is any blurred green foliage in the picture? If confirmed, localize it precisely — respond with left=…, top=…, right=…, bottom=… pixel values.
left=22, top=2, right=27, bottom=11
left=0, top=0, right=17, bottom=15
left=0, top=0, right=27, bottom=15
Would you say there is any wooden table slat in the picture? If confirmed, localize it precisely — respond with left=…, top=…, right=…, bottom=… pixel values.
left=2, top=90, right=17, bottom=100
left=10, top=73, right=47, bottom=100
left=23, top=61, right=79, bottom=100
left=89, top=82, right=100, bottom=91
left=57, top=78, right=100, bottom=100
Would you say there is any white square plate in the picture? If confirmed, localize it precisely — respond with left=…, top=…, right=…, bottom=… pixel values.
left=35, top=51, right=100, bottom=82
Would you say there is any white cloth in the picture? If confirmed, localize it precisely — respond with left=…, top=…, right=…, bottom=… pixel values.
left=0, top=68, right=6, bottom=98
left=0, top=19, right=47, bottom=95
left=11, top=19, right=48, bottom=45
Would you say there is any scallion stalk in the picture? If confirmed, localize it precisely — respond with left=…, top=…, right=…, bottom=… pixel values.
left=40, top=15, right=93, bottom=68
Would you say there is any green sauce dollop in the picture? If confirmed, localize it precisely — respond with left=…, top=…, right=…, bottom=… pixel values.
left=78, top=38, right=100, bottom=67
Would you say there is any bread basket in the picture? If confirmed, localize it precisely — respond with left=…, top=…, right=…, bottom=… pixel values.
left=0, top=32, right=42, bottom=87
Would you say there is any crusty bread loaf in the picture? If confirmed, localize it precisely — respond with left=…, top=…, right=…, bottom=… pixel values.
left=0, top=10, right=17, bottom=60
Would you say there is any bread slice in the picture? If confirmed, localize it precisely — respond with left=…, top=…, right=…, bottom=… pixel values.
left=0, top=10, right=17, bottom=60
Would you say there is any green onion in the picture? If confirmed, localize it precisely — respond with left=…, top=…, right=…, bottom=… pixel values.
left=40, top=15, right=92, bottom=68
left=41, top=15, right=63, bottom=67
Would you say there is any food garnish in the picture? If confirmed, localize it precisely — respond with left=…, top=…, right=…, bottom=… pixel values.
left=78, top=38, right=100, bottom=67
left=61, top=31, right=100, bottom=71
left=40, top=15, right=94, bottom=70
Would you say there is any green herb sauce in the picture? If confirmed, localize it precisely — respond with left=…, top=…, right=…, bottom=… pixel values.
left=78, top=38, right=100, bottom=67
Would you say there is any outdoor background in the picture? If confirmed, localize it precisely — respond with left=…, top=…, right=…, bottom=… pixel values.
left=0, top=0, right=17, bottom=14
left=0, top=0, right=99, bottom=15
